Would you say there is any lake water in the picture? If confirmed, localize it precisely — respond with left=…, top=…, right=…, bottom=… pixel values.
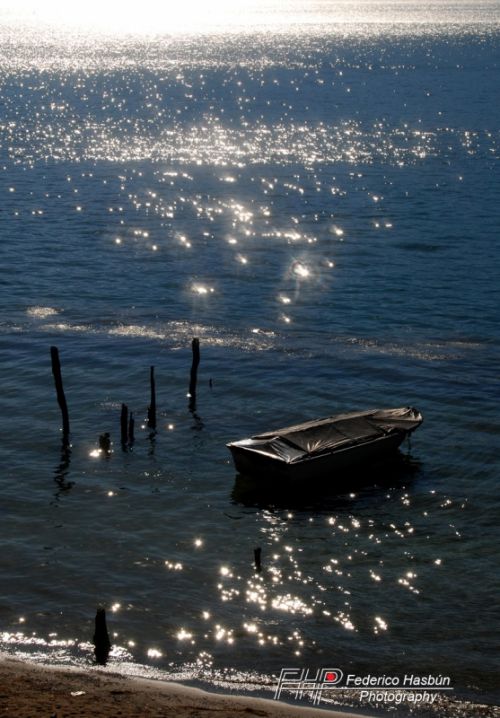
left=1, top=2, right=499, bottom=716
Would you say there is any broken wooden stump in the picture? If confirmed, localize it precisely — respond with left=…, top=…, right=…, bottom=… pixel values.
left=188, top=338, right=200, bottom=412
left=50, top=346, right=70, bottom=442
left=93, top=607, right=111, bottom=665
left=99, top=433, right=111, bottom=456
left=120, top=403, right=129, bottom=448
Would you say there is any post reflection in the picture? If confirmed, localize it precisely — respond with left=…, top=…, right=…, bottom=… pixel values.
left=53, top=439, right=74, bottom=499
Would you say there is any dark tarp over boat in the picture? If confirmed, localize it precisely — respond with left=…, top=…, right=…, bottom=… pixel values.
left=227, top=407, right=423, bottom=480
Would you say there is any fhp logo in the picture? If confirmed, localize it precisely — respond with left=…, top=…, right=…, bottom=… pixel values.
left=274, top=668, right=344, bottom=704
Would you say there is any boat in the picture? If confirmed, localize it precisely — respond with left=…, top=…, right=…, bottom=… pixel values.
left=227, top=406, right=423, bottom=480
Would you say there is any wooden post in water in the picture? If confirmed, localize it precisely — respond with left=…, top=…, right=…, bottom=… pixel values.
left=93, top=607, right=111, bottom=665
left=189, top=338, right=200, bottom=411
left=120, top=403, right=128, bottom=447
left=99, top=432, right=111, bottom=456
left=147, top=366, right=157, bottom=431
left=50, top=346, right=70, bottom=442
left=254, top=547, right=262, bottom=573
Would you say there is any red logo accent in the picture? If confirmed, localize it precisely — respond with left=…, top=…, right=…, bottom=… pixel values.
left=325, top=672, right=337, bottom=682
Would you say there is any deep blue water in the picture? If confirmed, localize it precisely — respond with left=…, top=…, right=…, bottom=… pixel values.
left=1, top=5, right=499, bottom=716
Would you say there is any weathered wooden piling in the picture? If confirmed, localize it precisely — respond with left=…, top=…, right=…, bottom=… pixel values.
left=147, top=366, right=157, bottom=431
left=189, top=338, right=200, bottom=411
left=99, top=432, right=111, bottom=455
left=93, top=607, right=111, bottom=665
left=254, top=547, right=262, bottom=573
left=128, top=411, right=135, bottom=445
left=120, top=403, right=129, bottom=447
left=50, top=346, right=70, bottom=441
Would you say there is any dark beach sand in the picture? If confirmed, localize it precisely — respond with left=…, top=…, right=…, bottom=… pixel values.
left=0, top=657, right=370, bottom=718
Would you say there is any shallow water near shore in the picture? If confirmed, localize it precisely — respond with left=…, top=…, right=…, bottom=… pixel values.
left=1, top=2, right=499, bottom=716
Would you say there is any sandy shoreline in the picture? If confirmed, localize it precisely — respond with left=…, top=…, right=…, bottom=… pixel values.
left=0, top=656, right=372, bottom=718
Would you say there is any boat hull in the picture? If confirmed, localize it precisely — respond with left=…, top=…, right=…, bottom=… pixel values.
left=229, top=429, right=408, bottom=481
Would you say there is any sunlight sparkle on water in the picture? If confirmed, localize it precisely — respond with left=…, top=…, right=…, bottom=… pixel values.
left=8, top=0, right=498, bottom=35
left=191, top=284, right=214, bottom=295
left=244, top=622, right=258, bottom=633
left=27, top=306, right=59, bottom=318
left=374, top=616, right=388, bottom=633
left=272, top=594, right=313, bottom=616
left=10, top=0, right=269, bottom=33
left=291, top=261, right=310, bottom=279
left=147, top=648, right=162, bottom=658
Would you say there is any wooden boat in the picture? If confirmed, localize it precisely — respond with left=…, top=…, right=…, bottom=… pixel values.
left=227, top=407, right=422, bottom=480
